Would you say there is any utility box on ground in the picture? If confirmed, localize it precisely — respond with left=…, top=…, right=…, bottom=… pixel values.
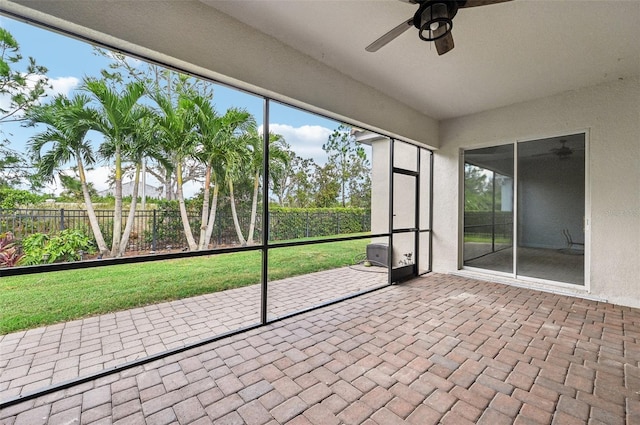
left=366, top=243, right=388, bottom=267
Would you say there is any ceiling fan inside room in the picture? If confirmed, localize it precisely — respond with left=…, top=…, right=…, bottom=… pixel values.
left=528, top=139, right=579, bottom=161
left=366, top=0, right=512, bottom=56
left=550, top=140, right=574, bottom=160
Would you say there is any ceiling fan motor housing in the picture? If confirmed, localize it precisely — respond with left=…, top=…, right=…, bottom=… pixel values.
left=366, top=0, right=509, bottom=54
left=415, top=0, right=459, bottom=41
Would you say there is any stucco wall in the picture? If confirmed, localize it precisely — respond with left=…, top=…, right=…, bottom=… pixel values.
left=434, top=77, right=640, bottom=307
left=369, top=137, right=390, bottom=239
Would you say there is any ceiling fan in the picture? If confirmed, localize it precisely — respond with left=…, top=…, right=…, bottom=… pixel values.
left=366, top=0, right=512, bottom=56
left=550, top=140, right=573, bottom=160
left=528, top=140, right=576, bottom=160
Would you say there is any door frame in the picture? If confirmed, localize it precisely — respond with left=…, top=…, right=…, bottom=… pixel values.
left=459, top=129, right=591, bottom=290
left=389, top=140, right=432, bottom=283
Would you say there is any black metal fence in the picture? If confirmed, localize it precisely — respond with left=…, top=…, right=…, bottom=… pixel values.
left=464, top=211, right=513, bottom=241
left=0, top=208, right=371, bottom=253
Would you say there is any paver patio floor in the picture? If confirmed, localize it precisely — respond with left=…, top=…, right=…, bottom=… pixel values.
left=2, top=273, right=640, bottom=424
left=0, top=266, right=387, bottom=402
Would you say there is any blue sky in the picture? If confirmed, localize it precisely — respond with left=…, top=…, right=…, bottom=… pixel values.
left=1, top=14, right=351, bottom=196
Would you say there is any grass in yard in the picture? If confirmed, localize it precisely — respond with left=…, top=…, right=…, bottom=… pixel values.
left=0, top=238, right=370, bottom=334
left=464, top=235, right=512, bottom=244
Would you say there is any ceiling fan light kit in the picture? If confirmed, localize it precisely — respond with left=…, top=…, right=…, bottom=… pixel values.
left=366, top=0, right=511, bottom=56
left=417, top=1, right=454, bottom=42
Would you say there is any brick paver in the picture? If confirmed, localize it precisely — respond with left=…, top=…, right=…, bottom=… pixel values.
left=2, top=273, right=640, bottom=424
left=0, top=266, right=385, bottom=401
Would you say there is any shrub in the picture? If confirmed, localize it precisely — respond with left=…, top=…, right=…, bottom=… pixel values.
left=0, top=188, right=45, bottom=209
left=46, top=229, right=96, bottom=263
left=269, top=207, right=370, bottom=241
left=20, top=229, right=96, bottom=265
left=0, top=231, right=24, bottom=267
left=20, top=232, right=50, bottom=265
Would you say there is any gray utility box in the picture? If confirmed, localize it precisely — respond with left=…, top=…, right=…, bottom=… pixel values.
left=366, top=243, right=388, bottom=267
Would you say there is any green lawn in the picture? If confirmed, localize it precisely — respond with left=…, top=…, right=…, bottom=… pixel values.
left=0, top=239, right=369, bottom=334
left=464, top=235, right=512, bottom=244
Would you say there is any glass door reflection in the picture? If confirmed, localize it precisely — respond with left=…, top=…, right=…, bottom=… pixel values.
left=463, top=145, right=514, bottom=274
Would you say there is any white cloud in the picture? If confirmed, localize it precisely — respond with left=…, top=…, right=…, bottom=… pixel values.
left=262, top=123, right=333, bottom=164
left=41, top=166, right=110, bottom=196
left=0, top=74, right=46, bottom=117
left=182, top=180, right=201, bottom=199
left=84, top=166, right=112, bottom=192
left=0, top=95, right=11, bottom=116
left=47, top=76, right=80, bottom=97
left=0, top=75, right=80, bottom=120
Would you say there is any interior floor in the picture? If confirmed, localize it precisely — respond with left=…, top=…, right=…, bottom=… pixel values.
left=464, top=243, right=584, bottom=285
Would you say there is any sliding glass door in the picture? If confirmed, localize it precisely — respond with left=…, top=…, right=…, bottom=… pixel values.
left=516, top=135, right=585, bottom=284
left=463, top=145, right=514, bottom=274
left=463, top=134, right=585, bottom=285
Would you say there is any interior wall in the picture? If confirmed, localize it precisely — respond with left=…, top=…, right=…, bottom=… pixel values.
left=435, top=77, right=640, bottom=307
left=518, top=154, right=585, bottom=249
left=2, top=0, right=438, bottom=148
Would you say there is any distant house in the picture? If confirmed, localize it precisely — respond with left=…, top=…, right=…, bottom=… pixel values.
left=98, top=182, right=163, bottom=199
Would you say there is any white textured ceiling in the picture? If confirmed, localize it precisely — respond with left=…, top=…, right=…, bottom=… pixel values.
left=201, top=0, right=640, bottom=121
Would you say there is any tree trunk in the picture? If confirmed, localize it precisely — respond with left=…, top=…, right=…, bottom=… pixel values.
left=165, top=168, right=174, bottom=200
left=77, top=157, right=110, bottom=258
left=198, top=164, right=212, bottom=250
left=147, top=165, right=172, bottom=200
left=111, top=145, right=123, bottom=257
left=228, top=179, right=247, bottom=246
left=176, top=162, right=198, bottom=251
left=118, top=163, right=141, bottom=257
left=246, top=171, right=260, bottom=245
left=203, top=183, right=219, bottom=249
left=141, top=160, right=146, bottom=211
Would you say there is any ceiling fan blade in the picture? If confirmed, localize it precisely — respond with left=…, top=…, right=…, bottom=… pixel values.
left=435, top=31, right=454, bottom=55
left=365, top=18, right=414, bottom=52
left=459, top=0, right=512, bottom=8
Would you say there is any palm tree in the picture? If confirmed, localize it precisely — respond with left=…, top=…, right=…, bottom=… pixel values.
left=227, top=128, right=288, bottom=246
left=191, top=95, right=219, bottom=250
left=247, top=127, right=289, bottom=245
left=114, top=115, right=166, bottom=257
left=153, top=91, right=199, bottom=251
left=27, top=94, right=110, bottom=257
left=226, top=161, right=250, bottom=246
left=83, top=78, right=147, bottom=257
left=191, top=95, right=255, bottom=250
